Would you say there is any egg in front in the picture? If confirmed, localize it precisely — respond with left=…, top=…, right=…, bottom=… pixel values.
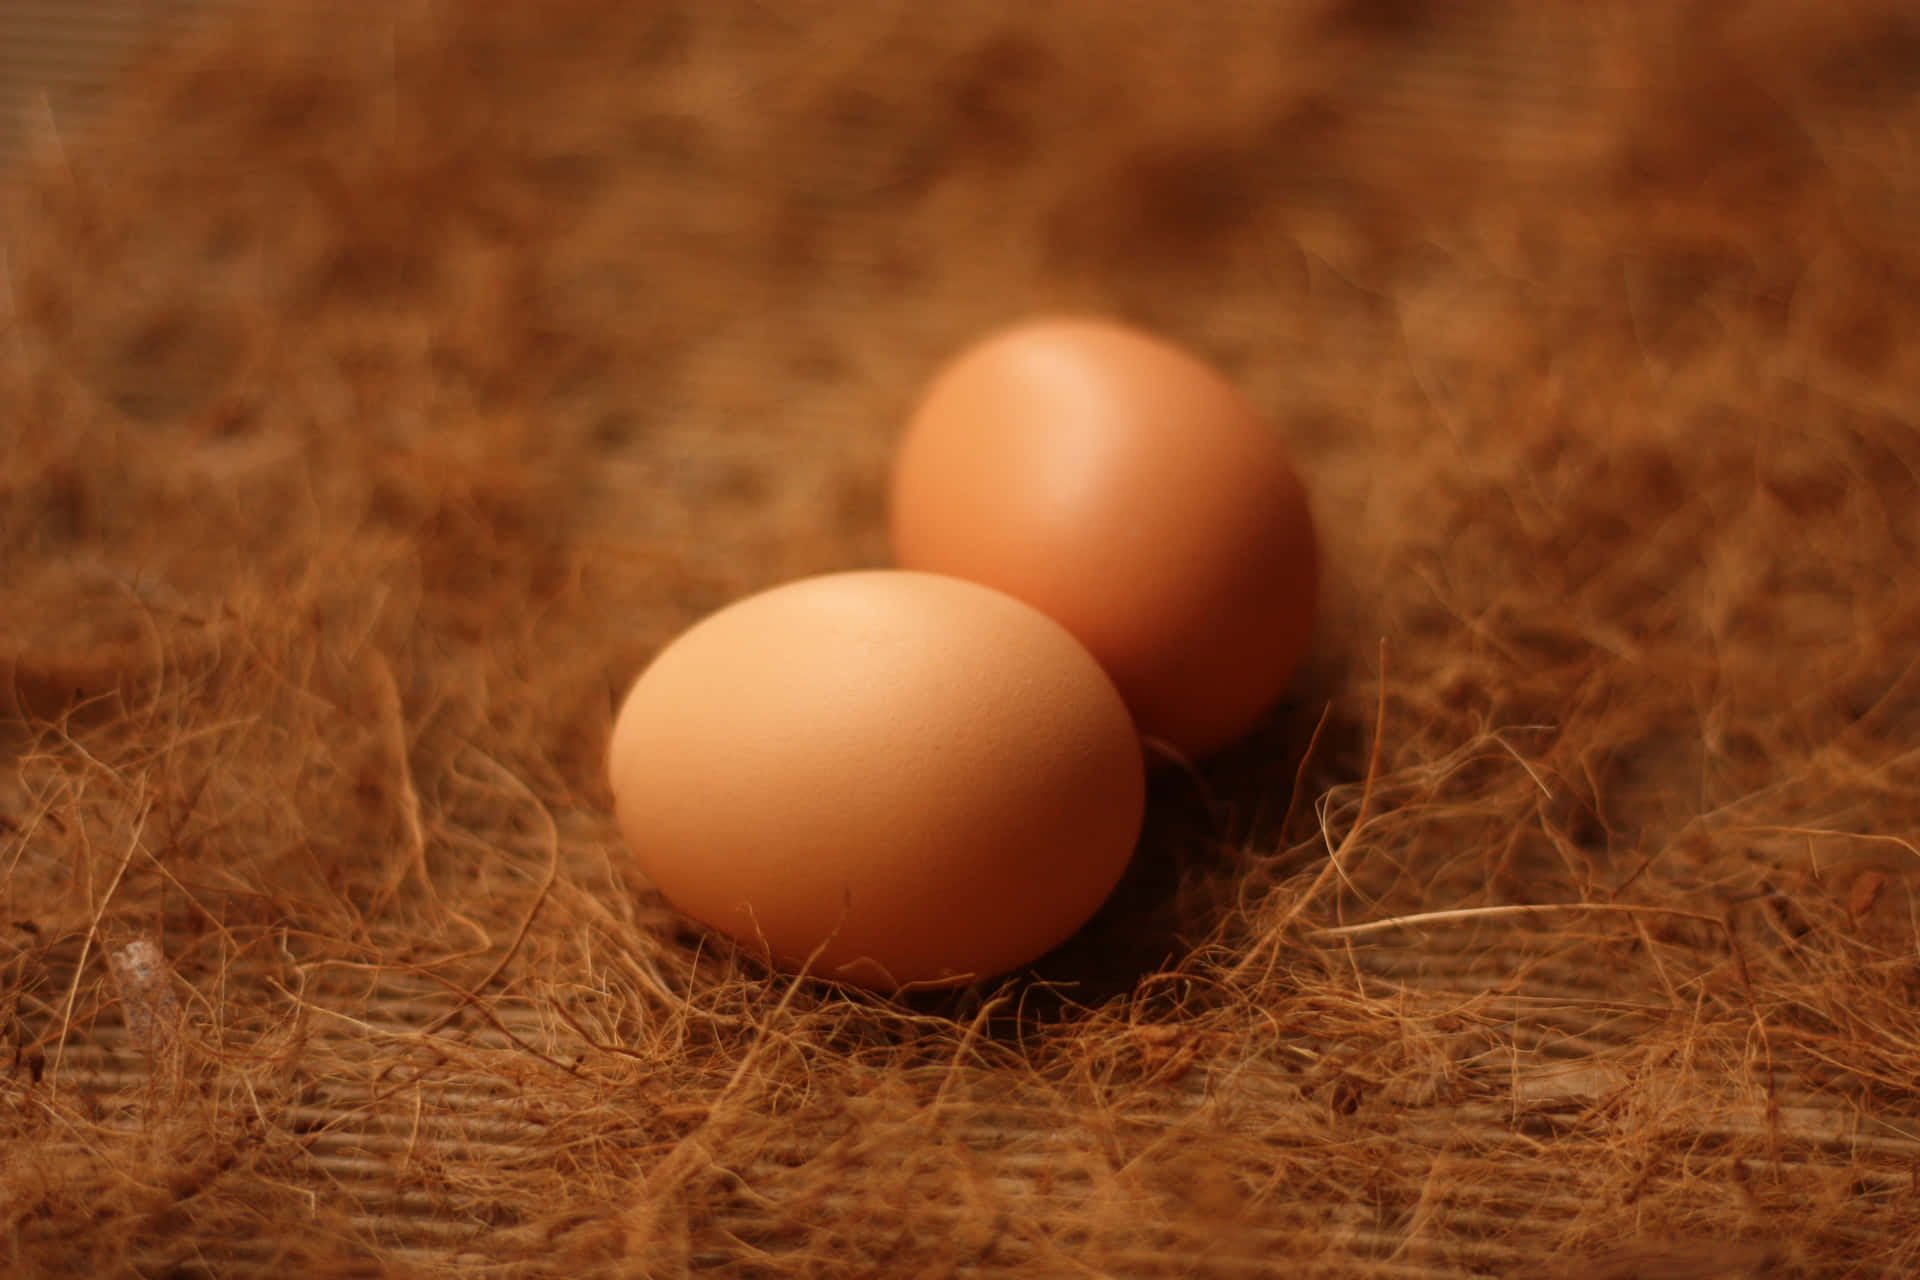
left=607, top=570, right=1145, bottom=991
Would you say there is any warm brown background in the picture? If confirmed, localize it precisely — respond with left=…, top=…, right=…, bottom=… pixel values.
left=5, top=2, right=1920, bottom=1277
left=0, top=0, right=223, bottom=167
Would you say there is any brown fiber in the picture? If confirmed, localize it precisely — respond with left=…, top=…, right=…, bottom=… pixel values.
left=5, top=2, right=1920, bottom=1276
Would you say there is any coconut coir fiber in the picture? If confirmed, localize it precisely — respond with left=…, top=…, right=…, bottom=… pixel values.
left=4, top=2, right=1920, bottom=1276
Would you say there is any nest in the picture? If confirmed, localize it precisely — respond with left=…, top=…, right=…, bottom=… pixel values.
left=5, top=1, right=1920, bottom=1275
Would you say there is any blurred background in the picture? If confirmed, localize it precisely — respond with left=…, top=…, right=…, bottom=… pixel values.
left=0, top=0, right=223, bottom=167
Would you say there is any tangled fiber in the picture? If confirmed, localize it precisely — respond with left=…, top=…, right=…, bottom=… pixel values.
left=5, top=1, right=1920, bottom=1275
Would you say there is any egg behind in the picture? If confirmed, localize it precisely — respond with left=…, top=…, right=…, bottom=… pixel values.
left=607, top=570, right=1145, bottom=991
left=890, top=317, right=1320, bottom=759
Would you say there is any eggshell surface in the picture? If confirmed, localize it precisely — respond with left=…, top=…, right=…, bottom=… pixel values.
left=606, top=570, right=1145, bottom=991
left=889, top=317, right=1319, bottom=759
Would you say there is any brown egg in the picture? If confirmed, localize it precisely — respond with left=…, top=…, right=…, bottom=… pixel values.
left=606, top=570, right=1144, bottom=991
left=889, top=317, right=1320, bottom=760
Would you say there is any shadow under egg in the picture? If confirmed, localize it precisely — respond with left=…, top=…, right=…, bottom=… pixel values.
left=901, top=657, right=1361, bottom=1025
